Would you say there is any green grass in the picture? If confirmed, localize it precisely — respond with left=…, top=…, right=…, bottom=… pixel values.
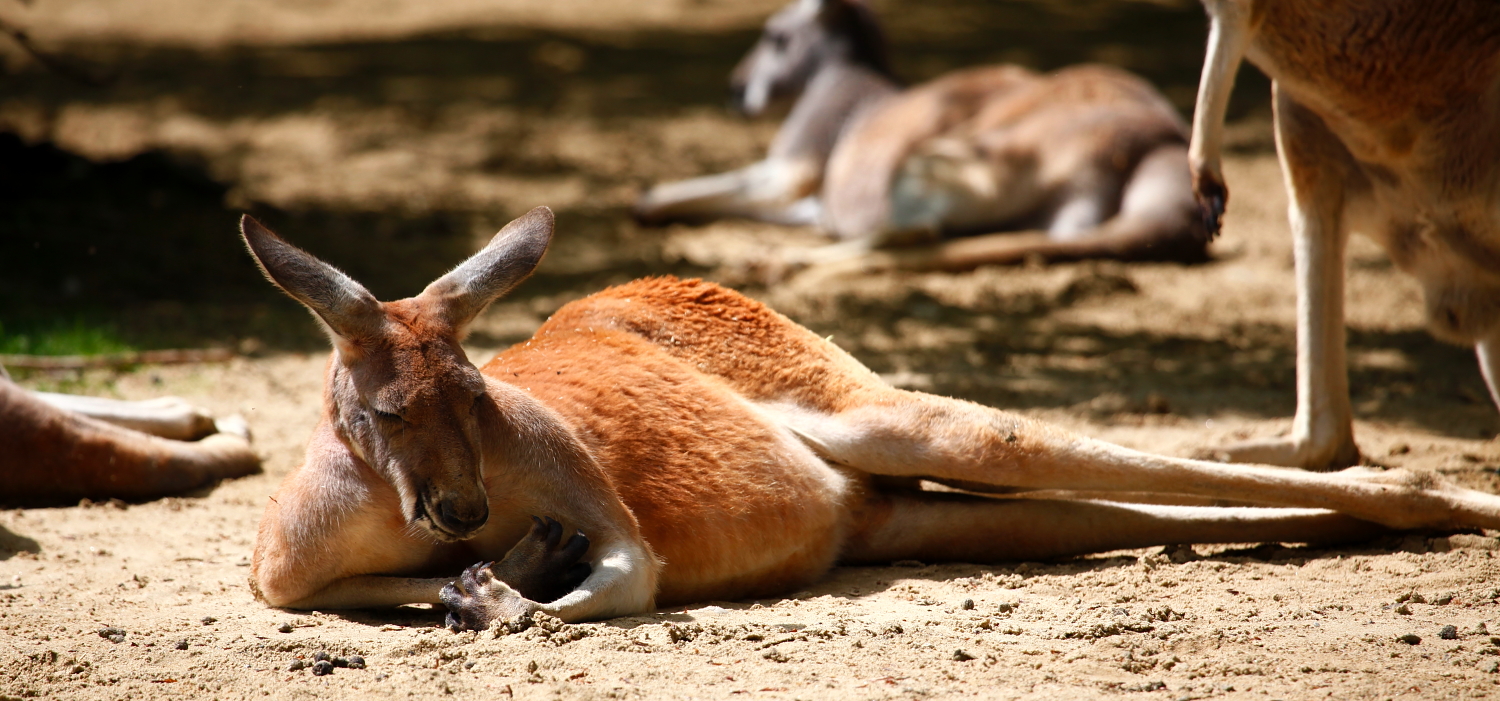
left=0, top=318, right=136, bottom=356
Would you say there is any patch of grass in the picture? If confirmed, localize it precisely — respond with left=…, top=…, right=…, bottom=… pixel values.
left=0, top=317, right=136, bottom=356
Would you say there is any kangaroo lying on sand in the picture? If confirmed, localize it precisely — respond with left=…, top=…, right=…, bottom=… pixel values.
left=1188, top=0, right=1500, bottom=469
left=634, top=0, right=1209, bottom=270
left=248, top=207, right=1500, bottom=630
left=0, top=370, right=259, bottom=505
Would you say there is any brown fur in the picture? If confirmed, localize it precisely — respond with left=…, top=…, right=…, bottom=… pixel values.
left=249, top=209, right=1500, bottom=628
left=1189, top=0, right=1500, bottom=469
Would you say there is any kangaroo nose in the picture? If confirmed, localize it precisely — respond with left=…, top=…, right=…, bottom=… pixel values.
left=435, top=497, right=489, bottom=537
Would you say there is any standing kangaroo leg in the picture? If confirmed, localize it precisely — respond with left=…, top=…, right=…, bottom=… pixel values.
left=1478, top=335, right=1500, bottom=411
left=1210, top=86, right=1361, bottom=470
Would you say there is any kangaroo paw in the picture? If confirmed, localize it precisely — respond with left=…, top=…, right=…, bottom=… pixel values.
left=491, top=516, right=592, bottom=604
left=440, top=561, right=535, bottom=632
left=1191, top=169, right=1228, bottom=240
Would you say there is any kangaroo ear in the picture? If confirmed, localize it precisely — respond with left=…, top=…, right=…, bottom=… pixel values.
left=420, top=206, right=553, bottom=336
left=240, top=215, right=384, bottom=353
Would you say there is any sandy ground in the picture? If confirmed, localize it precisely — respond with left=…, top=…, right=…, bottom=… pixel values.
left=6, top=0, right=1500, bottom=699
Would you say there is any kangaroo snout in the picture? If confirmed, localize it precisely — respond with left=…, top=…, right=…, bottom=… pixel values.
left=424, top=493, right=490, bottom=540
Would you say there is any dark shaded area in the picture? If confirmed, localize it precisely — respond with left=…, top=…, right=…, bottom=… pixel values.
left=0, top=134, right=489, bottom=349
left=0, top=0, right=1271, bottom=351
left=0, top=131, right=709, bottom=351
left=0, top=524, right=41, bottom=562
left=0, top=2, right=1263, bottom=123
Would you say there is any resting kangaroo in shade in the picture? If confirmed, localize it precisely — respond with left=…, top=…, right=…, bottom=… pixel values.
left=0, top=372, right=259, bottom=505
left=247, top=206, right=1500, bottom=630
left=1188, top=0, right=1500, bottom=469
left=634, top=0, right=1210, bottom=270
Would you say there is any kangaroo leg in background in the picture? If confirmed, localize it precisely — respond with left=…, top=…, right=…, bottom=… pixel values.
left=0, top=380, right=260, bottom=504
left=1209, top=86, right=1362, bottom=470
left=633, top=159, right=822, bottom=226
left=31, top=391, right=232, bottom=441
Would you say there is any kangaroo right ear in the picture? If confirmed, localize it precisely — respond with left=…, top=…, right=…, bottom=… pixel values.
left=240, top=215, right=384, bottom=353
left=419, top=206, right=554, bottom=336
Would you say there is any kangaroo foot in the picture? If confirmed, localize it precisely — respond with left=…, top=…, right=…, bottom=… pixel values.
left=1197, top=434, right=1361, bottom=472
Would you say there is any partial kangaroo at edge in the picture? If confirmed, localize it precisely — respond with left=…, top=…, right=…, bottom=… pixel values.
left=0, top=375, right=260, bottom=505
left=247, top=207, right=1500, bottom=631
left=1188, top=0, right=1500, bottom=469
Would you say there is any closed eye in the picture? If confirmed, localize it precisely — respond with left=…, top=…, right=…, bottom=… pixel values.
left=373, top=408, right=403, bottom=422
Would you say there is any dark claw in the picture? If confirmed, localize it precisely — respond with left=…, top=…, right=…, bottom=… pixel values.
left=1193, top=176, right=1228, bottom=241
left=560, top=531, right=590, bottom=562
left=542, top=516, right=564, bottom=550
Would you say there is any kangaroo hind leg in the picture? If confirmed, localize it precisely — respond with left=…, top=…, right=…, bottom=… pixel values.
left=844, top=490, right=1385, bottom=564
left=768, top=386, right=1500, bottom=532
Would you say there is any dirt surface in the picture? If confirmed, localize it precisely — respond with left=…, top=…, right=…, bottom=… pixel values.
left=5, top=1, right=1500, bottom=699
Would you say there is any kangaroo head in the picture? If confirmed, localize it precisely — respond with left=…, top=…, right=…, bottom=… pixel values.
left=240, top=207, right=554, bottom=542
left=730, top=0, right=892, bottom=116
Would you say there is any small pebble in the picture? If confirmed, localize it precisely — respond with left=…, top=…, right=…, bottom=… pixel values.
left=1398, top=633, right=1422, bottom=645
left=1482, top=660, right=1500, bottom=674
left=201, top=617, right=217, bottom=625
left=332, top=657, right=349, bottom=668
left=347, top=655, right=366, bottom=670
left=97, top=627, right=126, bottom=644
left=952, top=649, right=975, bottom=661
left=960, top=599, right=975, bottom=611
left=287, top=659, right=307, bottom=672
left=174, top=640, right=189, bottom=650
left=277, top=623, right=293, bottom=634
left=1440, top=625, right=1459, bottom=640
left=312, top=660, right=334, bottom=676
left=463, top=660, right=477, bottom=670
left=313, top=651, right=331, bottom=662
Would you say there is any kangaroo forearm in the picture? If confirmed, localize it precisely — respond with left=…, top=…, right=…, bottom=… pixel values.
left=276, top=575, right=452, bottom=610
left=1187, top=2, right=1250, bottom=172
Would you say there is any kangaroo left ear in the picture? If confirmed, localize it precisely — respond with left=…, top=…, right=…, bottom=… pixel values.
left=419, top=206, right=554, bottom=336
left=240, top=215, right=386, bottom=354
